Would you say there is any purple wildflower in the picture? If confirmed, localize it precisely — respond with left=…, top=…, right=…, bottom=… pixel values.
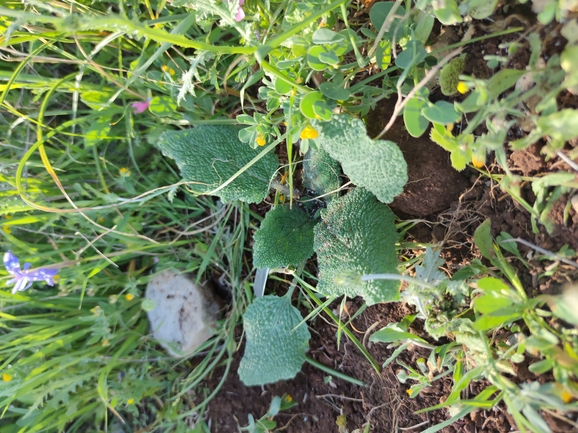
left=3, top=251, right=58, bottom=294
left=131, top=99, right=151, bottom=114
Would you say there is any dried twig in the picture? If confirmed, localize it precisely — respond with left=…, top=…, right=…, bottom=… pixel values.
left=374, top=47, right=463, bottom=140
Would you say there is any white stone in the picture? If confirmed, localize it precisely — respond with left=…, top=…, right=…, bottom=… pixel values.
left=146, top=269, right=219, bottom=357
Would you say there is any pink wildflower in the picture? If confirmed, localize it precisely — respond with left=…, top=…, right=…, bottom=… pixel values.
left=235, top=0, right=245, bottom=22
left=131, top=99, right=151, bottom=114
left=224, top=0, right=244, bottom=22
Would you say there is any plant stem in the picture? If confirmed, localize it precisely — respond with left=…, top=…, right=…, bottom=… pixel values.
left=360, top=273, right=438, bottom=290
left=305, top=356, right=366, bottom=387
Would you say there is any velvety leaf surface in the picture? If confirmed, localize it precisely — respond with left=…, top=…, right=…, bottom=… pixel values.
left=315, top=115, right=407, bottom=203
left=253, top=206, right=316, bottom=268
left=302, top=147, right=341, bottom=201
left=314, top=188, right=400, bottom=305
left=238, top=295, right=311, bottom=386
left=158, top=125, right=278, bottom=203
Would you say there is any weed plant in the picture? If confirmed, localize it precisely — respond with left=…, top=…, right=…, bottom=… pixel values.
left=1, top=0, right=577, bottom=432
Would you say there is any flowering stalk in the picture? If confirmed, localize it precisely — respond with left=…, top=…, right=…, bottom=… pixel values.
left=3, top=251, right=58, bottom=294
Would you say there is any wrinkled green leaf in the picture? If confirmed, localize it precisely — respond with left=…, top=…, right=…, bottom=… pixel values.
left=439, top=57, right=465, bottom=96
left=238, top=295, right=311, bottom=386
left=253, top=206, right=316, bottom=268
left=314, top=188, right=400, bottom=305
left=315, top=114, right=407, bottom=203
left=303, top=147, right=341, bottom=200
left=158, top=125, right=278, bottom=203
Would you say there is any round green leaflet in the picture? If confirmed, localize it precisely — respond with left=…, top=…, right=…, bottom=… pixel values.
left=300, top=91, right=332, bottom=120
left=421, top=101, right=461, bottom=125
left=319, top=82, right=351, bottom=101
left=403, top=90, right=430, bottom=138
left=274, top=77, right=293, bottom=95
left=149, top=96, right=177, bottom=117
left=312, top=28, right=344, bottom=45
left=307, top=45, right=330, bottom=71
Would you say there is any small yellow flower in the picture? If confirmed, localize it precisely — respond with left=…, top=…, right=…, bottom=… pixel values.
left=162, top=65, right=169, bottom=72
left=457, top=81, right=469, bottom=94
left=472, top=154, right=485, bottom=168
left=102, top=339, right=110, bottom=347
left=279, top=194, right=285, bottom=203
left=285, top=395, right=293, bottom=402
left=127, top=398, right=135, bottom=405
left=300, top=125, right=319, bottom=139
left=119, top=167, right=131, bottom=177
left=256, top=135, right=266, bottom=146
left=3, top=373, right=13, bottom=382
left=561, top=390, right=573, bottom=403
left=2, top=226, right=11, bottom=235
left=125, top=294, right=134, bottom=301
left=169, top=68, right=175, bottom=76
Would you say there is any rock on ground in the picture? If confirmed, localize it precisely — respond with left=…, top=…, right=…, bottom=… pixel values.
left=146, top=270, right=220, bottom=357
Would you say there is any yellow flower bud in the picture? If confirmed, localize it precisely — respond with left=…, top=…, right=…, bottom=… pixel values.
left=300, top=125, right=319, bottom=140
left=127, top=398, right=135, bottom=405
left=3, top=373, right=13, bottom=382
left=125, top=294, right=134, bottom=301
left=256, top=135, right=266, bottom=146
left=457, top=81, right=469, bottom=94
left=472, top=154, right=485, bottom=168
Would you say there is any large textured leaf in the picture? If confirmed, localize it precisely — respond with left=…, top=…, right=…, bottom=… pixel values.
left=302, top=147, right=341, bottom=200
left=315, top=115, right=407, bottom=203
left=253, top=206, right=316, bottom=268
left=158, top=126, right=278, bottom=203
left=314, top=188, right=400, bottom=305
left=238, top=295, right=311, bottom=386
